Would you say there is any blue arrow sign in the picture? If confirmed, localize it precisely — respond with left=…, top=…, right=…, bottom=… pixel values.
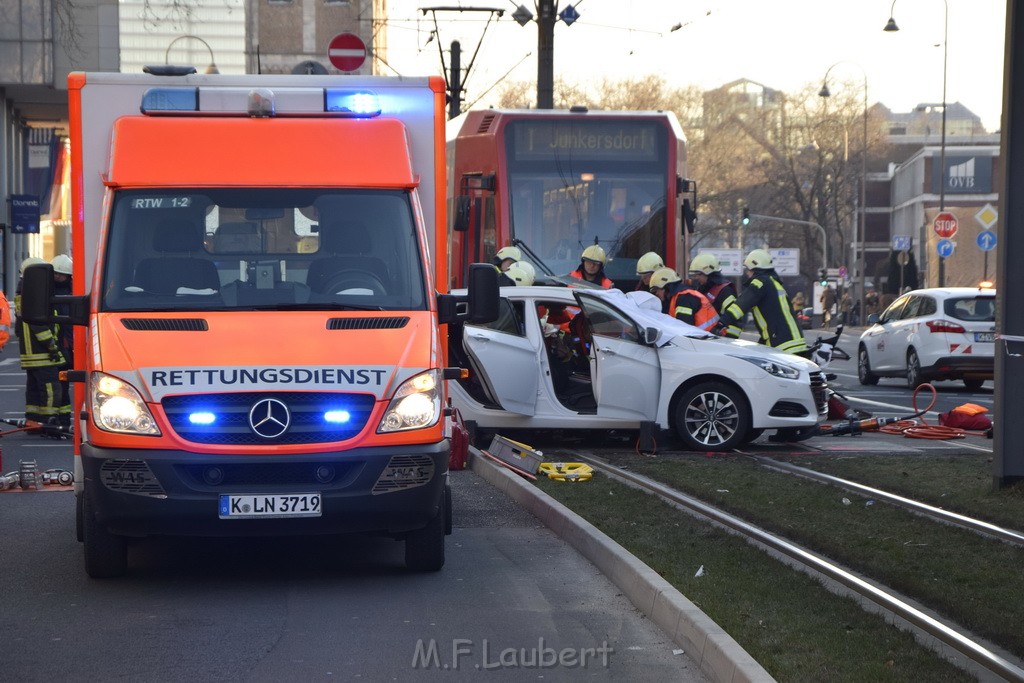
left=559, top=4, right=580, bottom=25
left=977, top=230, right=997, bottom=251
left=937, top=239, right=955, bottom=258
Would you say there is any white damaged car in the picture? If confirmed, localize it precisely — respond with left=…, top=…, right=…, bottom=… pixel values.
left=447, top=287, right=828, bottom=451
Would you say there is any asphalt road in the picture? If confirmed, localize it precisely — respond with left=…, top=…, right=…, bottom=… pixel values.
left=0, top=349, right=707, bottom=682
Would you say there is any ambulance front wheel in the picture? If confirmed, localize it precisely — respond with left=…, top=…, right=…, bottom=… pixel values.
left=83, top=488, right=128, bottom=578
left=405, top=488, right=447, bottom=572
left=76, top=492, right=84, bottom=542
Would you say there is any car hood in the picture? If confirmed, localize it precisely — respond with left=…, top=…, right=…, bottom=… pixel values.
left=94, top=310, right=437, bottom=402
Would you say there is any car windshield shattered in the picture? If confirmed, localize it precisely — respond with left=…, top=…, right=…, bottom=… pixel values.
left=100, top=188, right=427, bottom=312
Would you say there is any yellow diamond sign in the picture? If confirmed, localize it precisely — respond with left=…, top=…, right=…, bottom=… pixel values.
left=975, top=203, right=998, bottom=229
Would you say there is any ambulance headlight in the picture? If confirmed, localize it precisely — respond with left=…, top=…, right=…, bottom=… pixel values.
left=91, top=373, right=161, bottom=435
left=378, top=370, right=441, bottom=433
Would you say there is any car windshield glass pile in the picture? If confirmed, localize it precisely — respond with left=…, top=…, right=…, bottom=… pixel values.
left=101, top=188, right=427, bottom=312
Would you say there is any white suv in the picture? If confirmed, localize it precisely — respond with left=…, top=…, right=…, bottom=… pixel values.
left=857, top=287, right=995, bottom=389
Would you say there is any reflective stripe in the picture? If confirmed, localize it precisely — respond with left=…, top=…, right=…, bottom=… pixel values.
left=675, top=305, right=695, bottom=316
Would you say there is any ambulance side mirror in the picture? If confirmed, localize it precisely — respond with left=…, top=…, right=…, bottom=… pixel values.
left=437, top=264, right=499, bottom=325
left=21, top=263, right=89, bottom=327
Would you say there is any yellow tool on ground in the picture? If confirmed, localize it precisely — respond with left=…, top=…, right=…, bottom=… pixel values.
left=538, top=462, right=593, bottom=482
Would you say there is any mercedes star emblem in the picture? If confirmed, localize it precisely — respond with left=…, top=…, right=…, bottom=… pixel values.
left=249, top=398, right=291, bottom=439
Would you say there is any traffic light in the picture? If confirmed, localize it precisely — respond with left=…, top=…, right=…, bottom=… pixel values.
left=741, top=208, right=750, bottom=225
left=819, top=269, right=828, bottom=286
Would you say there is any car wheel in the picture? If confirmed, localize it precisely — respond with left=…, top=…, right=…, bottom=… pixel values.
left=82, top=489, right=127, bottom=579
left=76, top=492, right=84, bottom=543
left=858, top=346, right=879, bottom=385
left=405, top=496, right=446, bottom=572
left=964, top=378, right=985, bottom=391
left=673, top=382, right=751, bottom=452
left=906, top=349, right=925, bottom=388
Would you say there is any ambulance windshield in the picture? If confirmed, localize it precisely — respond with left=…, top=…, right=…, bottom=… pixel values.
left=100, top=188, right=428, bottom=312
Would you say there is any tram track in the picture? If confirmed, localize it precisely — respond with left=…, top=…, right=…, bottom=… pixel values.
left=574, top=452, right=1024, bottom=682
left=747, top=456, right=1024, bottom=547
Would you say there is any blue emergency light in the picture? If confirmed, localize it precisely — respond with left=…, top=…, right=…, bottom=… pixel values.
left=188, top=411, right=217, bottom=425
left=140, top=86, right=381, bottom=118
left=324, top=90, right=381, bottom=116
left=323, top=410, right=352, bottom=424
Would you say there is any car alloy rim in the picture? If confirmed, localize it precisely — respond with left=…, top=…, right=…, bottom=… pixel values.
left=684, top=391, right=739, bottom=446
left=859, top=350, right=870, bottom=378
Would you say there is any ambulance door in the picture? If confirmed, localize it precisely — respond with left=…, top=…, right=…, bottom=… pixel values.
left=462, top=298, right=538, bottom=415
left=574, top=294, right=660, bottom=420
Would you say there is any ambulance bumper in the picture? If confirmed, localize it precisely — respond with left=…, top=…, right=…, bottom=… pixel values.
left=81, top=441, right=449, bottom=538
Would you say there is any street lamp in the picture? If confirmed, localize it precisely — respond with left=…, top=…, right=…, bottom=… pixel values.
left=165, top=35, right=220, bottom=75
left=819, top=61, right=868, bottom=325
left=885, top=0, right=948, bottom=286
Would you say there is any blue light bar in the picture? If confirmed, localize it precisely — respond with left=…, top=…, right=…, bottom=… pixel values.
left=324, top=410, right=352, bottom=424
left=141, top=88, right=199, bottom=114
left=188, top=412, right=217, bottom=425
left=325, top=90, right=381, bottom=117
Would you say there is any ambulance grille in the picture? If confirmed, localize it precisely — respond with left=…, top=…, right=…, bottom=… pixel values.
left=372, top=455, right=435, bottom=494
left=327, top=316, right=409, bottom=330
left=121, top=318, right=208, bottom=331
left=100, top=459, right=166, bottom=496
left=161, top=392, right=376, bottom=445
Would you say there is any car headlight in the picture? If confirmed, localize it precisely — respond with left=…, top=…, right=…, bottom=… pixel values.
left=378, top=370, right=441, bottom=433
left=91, top=372, right=161, bottom=435
left=731, top=355, right=801, bottom=380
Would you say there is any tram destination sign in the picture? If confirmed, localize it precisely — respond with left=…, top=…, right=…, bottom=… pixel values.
left=510, top=120, right=662, bottom=162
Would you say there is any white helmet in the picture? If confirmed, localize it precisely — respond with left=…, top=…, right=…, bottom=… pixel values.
left=636, top=251, right=664, bottom=275
left=495, top=246, right=522, bottom=263
left=648, top=267, right=681, bottom=290
left=51, top=254, right=73, bottom=276
left=689, top=253, right=721, bottom=275
left=581, top=244, right=607, bottom=264
left=20, top=256, right=45, bottom=276
left=515, top=261, right=536, bottom=281
left=743, top=248, right=774, bottom=270
left=505, top=262, right=535, bottom=286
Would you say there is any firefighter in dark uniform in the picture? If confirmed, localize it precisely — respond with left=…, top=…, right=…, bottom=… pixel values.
left=649, top=267, right=721, bottom=332
left=569, top=245, right=614, bottom=289
left=718, top=249, right=809, bottom=357
left=688, top=253, right=742, bottom=338
left=18, top=257, right=66, bottom=424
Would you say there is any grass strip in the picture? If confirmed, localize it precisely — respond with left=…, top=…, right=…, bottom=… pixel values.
left=582, top=453, right=1024, bottom=658
left=783, top=453, right=1024, bottom=530
left=538, top=474, right=973, bottom=682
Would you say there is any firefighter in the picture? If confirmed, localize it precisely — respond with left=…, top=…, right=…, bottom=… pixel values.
left=569, top=245, right=614, bottom=289
left=18, top=257, right=65, bottom=425
left=51, top=254, right=74, bottom=428
left=500, top=261, right=535, bottom=286
left=649, top=267, right=720, bottom=332
left=492, top=245, right=521, bottom=273
left=688, top=253, right=742, bottom=338
left=718, top=249, right=809, bottom=357
left=634, top=251, right=664, bottom=291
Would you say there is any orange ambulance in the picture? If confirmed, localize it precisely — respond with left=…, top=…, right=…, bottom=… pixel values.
left=21, top=69, right=497, bottom=577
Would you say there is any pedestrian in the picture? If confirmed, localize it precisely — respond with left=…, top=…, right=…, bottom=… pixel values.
left=491, top=245, right=521, bottom=273
left=17, top=257, right=65, bottom=426
left=790, top=290, right=805, bottom=314
left=819, top=284, right=836, bottom=329
left=649, top=267, right=721, bottom=332
left=688, top=253, right=741, bottom=338
left=839, top=290, right=852, bottom=326
left=569, top=245, right=614, bottom=289
left=717, top=249, right=809, bottom=357
left=865, top=288, right=880, bottom=318
left=634, top=251, right=664, bottom=291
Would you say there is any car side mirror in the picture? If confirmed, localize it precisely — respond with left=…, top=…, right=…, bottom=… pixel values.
left=642, top=326, right=661, bottom=345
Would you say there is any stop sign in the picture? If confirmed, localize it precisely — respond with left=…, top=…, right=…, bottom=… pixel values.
left=933, top=211, right=958, bottom=239
left=328, top=33, right=367, bottom=72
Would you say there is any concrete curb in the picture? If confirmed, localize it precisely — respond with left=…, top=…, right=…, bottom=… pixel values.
left=469, top=450, right=775, bottom=683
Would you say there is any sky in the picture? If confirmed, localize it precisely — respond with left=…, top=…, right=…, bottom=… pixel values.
left=382, top=0, right=1007, bottom=132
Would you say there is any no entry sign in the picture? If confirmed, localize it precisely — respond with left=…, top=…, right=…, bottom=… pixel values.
left=328, top=33, right=367, bottom=72
left=933, top=211, right=958, bottom=239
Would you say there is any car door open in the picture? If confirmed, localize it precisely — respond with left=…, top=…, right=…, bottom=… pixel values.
left=574, top=293, right=661, bottom=421
left=461, top=298, right=539, bottom=415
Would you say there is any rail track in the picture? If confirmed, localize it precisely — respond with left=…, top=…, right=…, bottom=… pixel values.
left=576, top=452, right=1024, bottom=682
